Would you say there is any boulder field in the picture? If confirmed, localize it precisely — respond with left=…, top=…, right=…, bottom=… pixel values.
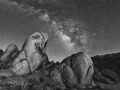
left=0, top=32, right=119, bottom=90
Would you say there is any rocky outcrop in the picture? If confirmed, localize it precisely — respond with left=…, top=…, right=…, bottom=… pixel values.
left=0, top=32, right=49, bottom=78
left=0, top=32, right=120, bottom=90
left=91, top=53, right=120, bottom=75
left=92, top=54, right=120, bottom=90
left=12, top=32, right=49, bottom=76
left=61, top=52, right=94, bottom=89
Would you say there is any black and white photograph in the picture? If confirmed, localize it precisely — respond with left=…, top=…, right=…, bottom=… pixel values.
left=0, top=0, right=119, bottom=90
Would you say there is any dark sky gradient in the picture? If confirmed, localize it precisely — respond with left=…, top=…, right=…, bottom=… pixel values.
left=0, top=0, right=120, bottom=62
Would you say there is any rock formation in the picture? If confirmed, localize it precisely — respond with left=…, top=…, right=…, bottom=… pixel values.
left=61, top=52, right=94, bottom=89
left=0, top=32, right=119, bottom=90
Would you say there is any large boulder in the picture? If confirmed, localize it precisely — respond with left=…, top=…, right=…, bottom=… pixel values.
left=12, top=51, right=30, bottom=75
left=22, top=32, right=48, bottom=72
left=62, top=52, right=94, bottom=89
left=71, top=52, right=94, bottom=88
left=0, top=32, right=49, bottom=77
left=0, top=44, right=18, bottom=63
left=62, top=65, right=79, bottom=88
left=12, top=32, right=49, bottom=75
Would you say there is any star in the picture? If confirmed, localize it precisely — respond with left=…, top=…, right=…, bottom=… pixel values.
left=93, top=33, right=97, bottom=36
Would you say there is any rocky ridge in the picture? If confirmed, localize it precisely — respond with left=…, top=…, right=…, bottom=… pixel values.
left=0, top=32, right=119, bottom=90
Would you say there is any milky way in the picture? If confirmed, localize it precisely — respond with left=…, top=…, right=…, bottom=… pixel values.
left=49, top=19, right=91, bottom=53
left=5, top=0, right=94, bottom=61
left=0, top=0, right=120, bottom=62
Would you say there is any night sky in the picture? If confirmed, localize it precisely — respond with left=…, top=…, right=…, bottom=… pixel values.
left=0, top=0, right=120, bottom=62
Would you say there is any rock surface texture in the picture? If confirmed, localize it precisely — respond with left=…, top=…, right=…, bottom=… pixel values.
left=0, top=32, right=119, bottom=90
